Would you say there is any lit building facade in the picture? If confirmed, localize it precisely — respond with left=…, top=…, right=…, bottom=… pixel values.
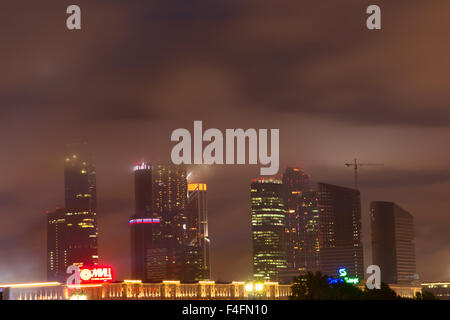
left=281, top=167, right=310, bottom=271
left=152, top=163, right=188, bottom=281
left=46, top=207, right=68, bottom=281
left=0, top=281, right=291, bottom=300
left=130, top=163, right=189, bottom=282
left=153, top=163, right=187, bottom=216
left=0, top=280, right=423, bottom=300
left=63, top=147, right=98, bottom=269
left=251, top=178, right=287, bottom=281
left=130, top=162, right=164, bottom=282
left=47, top=145, right=98, bottom=282
left=299, top=190, right=320, bottom=272
left=183, top=183, right=211, bottom=282
left=317, top=183, right=364, bottom=279
left=421, top=282, right=450, bottom=300
left=370, top=201, right=417, bottom=284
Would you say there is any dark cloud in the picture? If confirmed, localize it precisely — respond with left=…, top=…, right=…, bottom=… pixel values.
left=0, top=0, right=449, bottom=283
left=310, top=166, right=450, bottom=189
left=0, top=193, right=16, bottom=206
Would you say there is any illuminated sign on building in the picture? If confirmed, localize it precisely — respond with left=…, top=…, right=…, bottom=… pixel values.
left=327, top=278, right=344, bottom=285
left=79, top=267, right=113, bottom=283
left=129, top=218, right=160, bottom=225
left=133, top=162, right=151, bottom=172
left=327, top=268, right=360, bottom=285
left=338, top=268, right=348, bottom=277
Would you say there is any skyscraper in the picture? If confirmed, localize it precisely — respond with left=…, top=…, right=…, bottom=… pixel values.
left=134, top=162, right=154, bottom=217
left=183, top=183, right=211, bottom=282
left=130, top=162, right=164, bottom=281
left=47, top=144, right=98, bottom=281
left=63, top=146, right=98, bottom=268
left=299, top=190, right=320, bottom=272
left=251, top=178, right=287, bottom=281
left=317, top=183, right=364, bottom=279
left=282, top=167, right=310, bottom=270
left=130, top=163, right=188, bottom=281
left=46, top=207, right=68, bottom=281
left=152, top=163, right=188, bottom=281
left=370, top=201, right=417, bottom=284
left=153, top=163, right=187, bottom=217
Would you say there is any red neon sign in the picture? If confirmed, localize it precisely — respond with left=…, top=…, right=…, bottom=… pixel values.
left=79, top=266, right=113, bottom=284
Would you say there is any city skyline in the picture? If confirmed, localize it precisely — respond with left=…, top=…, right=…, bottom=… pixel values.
left=0, top=142, right=446, bottom=285
left=0, top=144, right=446, bottom=281
left=8, top=145, right=431, bottom=285
left=1, top=1, right=450, bottom=285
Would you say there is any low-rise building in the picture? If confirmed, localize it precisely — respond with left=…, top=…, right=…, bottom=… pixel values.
left=0, top=280, right=291, bottom=300
left=421, top=282, right=450, bottom=300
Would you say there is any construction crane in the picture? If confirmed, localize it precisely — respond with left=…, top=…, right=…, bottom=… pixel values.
left=344, top=158, right=384, bottom=189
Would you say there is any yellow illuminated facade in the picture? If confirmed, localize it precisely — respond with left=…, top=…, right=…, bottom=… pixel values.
left=188, top=183, right=207, bottom=191
left=250, top=179, right=287, bottom=281
left=0, top=280, right=291, bottom=300
left=185, top=181, right=211, bottom=281
left=421, top=282, right=450, bottom=300
left=0, top=280, right=423, bottom=300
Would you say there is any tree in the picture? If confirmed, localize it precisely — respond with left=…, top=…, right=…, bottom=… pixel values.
left=415, top=291, right=438, bottom=300
left=329, top=282, right=365, bottom=300
left=362, top=282, right=400, bottom=300
left=291, top=272, right=411, bottom=300
left=291, top=271, right=366, bottom=300
left=290, top=271, right=333, bottom=300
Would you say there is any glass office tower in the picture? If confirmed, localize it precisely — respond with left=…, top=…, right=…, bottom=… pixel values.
left=130, top=162, right=165, bottom=281
left=251, top=178, right=287, bottom=281
left=317, top=183, right=364, bottom=279
left=371, top=201, right=416, bottom=284
left=282, top=167, right=310, bottom=270
left=46, top=207, right=68, bottom=281
left=63, top=145, right=98, bottom=268
left=48, top=144, right=98, bottom=281
left=183, top=183, right=211, bottom=282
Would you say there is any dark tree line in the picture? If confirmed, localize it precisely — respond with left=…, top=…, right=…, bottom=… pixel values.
left=290, top=271, right=437, bottom=300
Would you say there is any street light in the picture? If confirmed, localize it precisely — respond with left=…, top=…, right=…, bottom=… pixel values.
left=69, top=292, right=87, bottom=300
left=245, top=280, right=264, bottom=299
left=255, top=283, right=264, bottom=292
left=245, top=282, right=254, bottom=293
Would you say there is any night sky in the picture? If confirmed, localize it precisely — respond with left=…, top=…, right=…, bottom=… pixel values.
left=1, top=0, right=449, bottom=283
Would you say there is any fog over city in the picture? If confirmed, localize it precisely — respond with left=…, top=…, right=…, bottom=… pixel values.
left=0, top=1, right=449, bottom=283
